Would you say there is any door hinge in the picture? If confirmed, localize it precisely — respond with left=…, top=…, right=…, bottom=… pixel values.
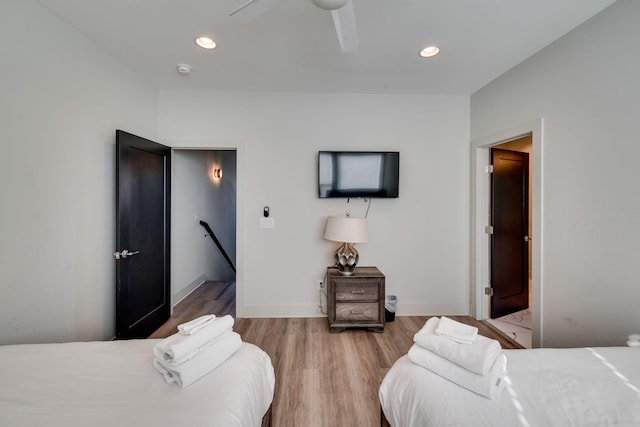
left=484, top=225, right=494, bottom=235
left=485, top=165, right=494, bottom=173
left=484, top=287, right=494, bottom=296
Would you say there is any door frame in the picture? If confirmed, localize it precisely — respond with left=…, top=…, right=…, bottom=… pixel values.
left=470, top=118, right=544, bottom=347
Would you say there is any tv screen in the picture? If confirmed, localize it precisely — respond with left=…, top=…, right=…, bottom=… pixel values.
left=318, top=151, right=399, bottom=198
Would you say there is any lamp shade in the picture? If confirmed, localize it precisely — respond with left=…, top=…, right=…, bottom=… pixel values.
left=324, top=216, right=368, bottom=243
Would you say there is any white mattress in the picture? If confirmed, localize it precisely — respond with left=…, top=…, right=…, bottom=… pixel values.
left=380, top=347, right=640, bottom=427
left=0, top=339, right=275, bottom=427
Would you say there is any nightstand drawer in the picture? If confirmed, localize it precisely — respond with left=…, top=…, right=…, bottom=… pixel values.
left=335, top=303, right=378, bottom=321
left=334, top=281, right=378, bottom=301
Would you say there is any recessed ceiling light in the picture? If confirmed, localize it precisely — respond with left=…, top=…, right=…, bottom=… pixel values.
left=195, top=36, right=217, bottom=50
left=419, top=46, right=440, bottom=58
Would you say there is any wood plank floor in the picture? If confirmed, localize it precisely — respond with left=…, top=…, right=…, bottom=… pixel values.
left=148, top=281, right=235, bottom=339
left=150, top=282, right=523, bottom=426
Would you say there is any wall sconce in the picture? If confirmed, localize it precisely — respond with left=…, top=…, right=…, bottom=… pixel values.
left=213, top=168, right=222, bottom=179
left=324, top=216, right=368, bottom=275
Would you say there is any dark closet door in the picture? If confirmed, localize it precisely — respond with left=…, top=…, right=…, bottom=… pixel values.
left=115, top=130, right=171, bottom=339
left=490, top=148, right=529, bottom=318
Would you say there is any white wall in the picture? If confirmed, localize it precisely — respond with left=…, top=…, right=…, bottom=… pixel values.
left=0, top=1, right=470, bottom=345
left=0, top=0, right=158, bottom=344
left=6, top=0, right=631, bottom=348
left=471, top=0, right=640, bottom=347
left=172, top=150, right=237, bottom=304
left=159, top=91, right=470, bottom=318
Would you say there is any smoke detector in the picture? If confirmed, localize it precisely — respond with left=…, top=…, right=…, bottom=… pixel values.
left=176, top=63, right=192, bottom=75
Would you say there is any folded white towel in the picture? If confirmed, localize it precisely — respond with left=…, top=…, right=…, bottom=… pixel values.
left=435, top=316, right=478, bottom=344
left=408, top=344, right=507, bottom=399
left=155, top=330, right=232, bottom=370
left=154, top=331, right=242, bottom=388
left=154, top=315, right=235, bottom=364
left=178, top=314, right=215, bottom=335
left=414, top=317, right=501, bottom=375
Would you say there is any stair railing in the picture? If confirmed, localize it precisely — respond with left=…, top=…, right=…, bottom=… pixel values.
left=199, top=220, right=236, bottom=274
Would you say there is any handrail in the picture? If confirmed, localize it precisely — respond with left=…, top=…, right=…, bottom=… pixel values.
left=199, top=220, right=236, bottom=274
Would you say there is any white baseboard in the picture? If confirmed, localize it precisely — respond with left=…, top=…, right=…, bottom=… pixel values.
left=172, top=274, right=207, bottom=309
left=396, top=303, right=471, bottom=317
left=237, top=304, right=326, bottom=318
left=236, top=302, right=470, bottom=318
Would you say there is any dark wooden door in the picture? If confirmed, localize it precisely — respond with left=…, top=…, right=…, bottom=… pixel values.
left=490, top=148, right=529, bottom=318
left=115, top=130, right=171, bottom=339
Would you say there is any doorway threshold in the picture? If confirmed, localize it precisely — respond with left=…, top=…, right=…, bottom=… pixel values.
left=485, top=308, right=532, bottom=348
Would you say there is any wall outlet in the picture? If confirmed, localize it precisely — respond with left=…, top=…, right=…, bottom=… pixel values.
left=318, top=279, right=325, bottom=290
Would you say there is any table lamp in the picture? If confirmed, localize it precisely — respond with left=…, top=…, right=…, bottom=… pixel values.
left=323, top=216, right=368, bottom=275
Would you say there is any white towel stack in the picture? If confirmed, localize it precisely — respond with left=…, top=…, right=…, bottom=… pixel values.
left=409, top=316, right=506, bottom=399
left=153, top=314, right=242, bottom=388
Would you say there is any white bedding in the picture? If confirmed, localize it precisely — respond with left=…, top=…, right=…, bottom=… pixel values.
left=380, top=347, right=640, bottom=427
left=0, top=339, right=275, bottom=427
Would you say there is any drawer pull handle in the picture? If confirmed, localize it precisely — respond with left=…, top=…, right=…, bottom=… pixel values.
left=350, top=311, right=364, bottom=315
left=350, top=290, right=366, bottom=294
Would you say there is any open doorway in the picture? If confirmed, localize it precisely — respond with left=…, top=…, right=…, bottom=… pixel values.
left=170, top=149, right=237, bottom=318
left=471, top=119, right=543, bottom=348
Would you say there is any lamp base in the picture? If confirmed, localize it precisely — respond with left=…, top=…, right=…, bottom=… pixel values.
left=335, top=242, right=359, bottom=276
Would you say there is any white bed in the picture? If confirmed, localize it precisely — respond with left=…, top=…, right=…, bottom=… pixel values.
left=0, top=339, right=275, bottom=427
left=380, top=347, right=640, bottom=426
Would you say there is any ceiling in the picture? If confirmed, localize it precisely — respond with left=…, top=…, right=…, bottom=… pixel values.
left=37, top=0, right=617, bottom=95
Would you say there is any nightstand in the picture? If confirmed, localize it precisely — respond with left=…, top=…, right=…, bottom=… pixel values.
left=327, top=266, right=385, bottom=333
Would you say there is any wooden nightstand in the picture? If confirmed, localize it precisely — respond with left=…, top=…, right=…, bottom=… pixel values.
left=327, top=266, right=385, bottom=333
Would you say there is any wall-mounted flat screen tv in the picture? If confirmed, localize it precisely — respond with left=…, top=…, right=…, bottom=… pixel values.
left=318, top=151, right=399, bottom=198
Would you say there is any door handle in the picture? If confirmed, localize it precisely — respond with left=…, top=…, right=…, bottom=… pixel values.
left=524, top=236, right=531, bottom=242
left=113, top=249, right=140, bottom=260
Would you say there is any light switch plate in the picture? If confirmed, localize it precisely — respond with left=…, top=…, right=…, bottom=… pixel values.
left=260, top=218, right=275, bottom=229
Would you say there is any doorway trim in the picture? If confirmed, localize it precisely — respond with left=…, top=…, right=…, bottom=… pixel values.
left=470, top=118, right=544, bottom=347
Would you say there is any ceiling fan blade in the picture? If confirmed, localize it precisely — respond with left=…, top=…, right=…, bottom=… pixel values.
left=330, top=0, right=359, bottom=52
left=229, top=0, right=285, bottom=24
